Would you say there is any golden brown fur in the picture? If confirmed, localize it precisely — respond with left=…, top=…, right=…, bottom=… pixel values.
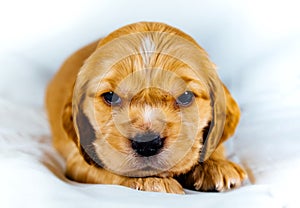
left=45, top=22, right=247, bottom=194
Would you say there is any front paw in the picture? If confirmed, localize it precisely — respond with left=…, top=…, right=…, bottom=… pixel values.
left=121, top=177, right=184, bottom=194
left=180, top=159, right=247, bottom=192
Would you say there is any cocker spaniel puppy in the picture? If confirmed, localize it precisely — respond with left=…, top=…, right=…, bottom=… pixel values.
left=45, top=22, right=247, bottom=194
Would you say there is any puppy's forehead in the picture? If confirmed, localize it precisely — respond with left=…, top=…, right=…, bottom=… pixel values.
left=75, top=31, right=215, bottom=102
left=99, top=54, right=203, bottom=95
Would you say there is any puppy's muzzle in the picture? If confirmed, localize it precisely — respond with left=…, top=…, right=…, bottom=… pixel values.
left=131, top=132, right=165, bottom=157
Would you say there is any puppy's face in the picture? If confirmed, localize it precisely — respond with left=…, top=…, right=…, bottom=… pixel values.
left=73, top=23, right=226, bottom=177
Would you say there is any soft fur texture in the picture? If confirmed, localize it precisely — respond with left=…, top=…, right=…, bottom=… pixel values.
left=45, top=22, right=247, bottom=194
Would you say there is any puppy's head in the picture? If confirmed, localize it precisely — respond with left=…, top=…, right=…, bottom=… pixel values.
left=72, top=22, right=226, bottom=177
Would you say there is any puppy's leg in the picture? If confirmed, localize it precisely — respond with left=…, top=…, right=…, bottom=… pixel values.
left=178, top=145, right=247, bottom=192
left=66, top=149, right=184, bottom=194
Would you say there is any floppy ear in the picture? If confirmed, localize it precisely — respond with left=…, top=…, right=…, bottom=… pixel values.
left=218, top=84, right=241, bottom=143
left=199, top=79, right=225, bottom=162
left=62, top=99, right=79, bottom=146
left=69, top=92, right=105, bottom=168
left=61, top=93, right=98, bottom=165
left=199, top=82, right=240, bottom=162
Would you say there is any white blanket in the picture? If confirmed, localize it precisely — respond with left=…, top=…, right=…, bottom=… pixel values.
left=1, top=1, right=300, bottom=207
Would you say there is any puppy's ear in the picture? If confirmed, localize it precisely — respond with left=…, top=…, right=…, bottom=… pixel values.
left=70, top=92, right=105, bottom=168
left=62, top=99, right=79, bottom=146
left=199, top=79, right=226, bottom=162
left=219, top=85, right=241, bottom=143
left=199, top=83, right=240, bottom=162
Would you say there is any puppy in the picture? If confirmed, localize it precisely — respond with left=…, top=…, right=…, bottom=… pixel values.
left=45, top=22, right=247, bottom=194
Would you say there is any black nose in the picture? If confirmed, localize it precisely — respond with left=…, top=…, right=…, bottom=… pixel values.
left=131, top=132, right=164, bottom=157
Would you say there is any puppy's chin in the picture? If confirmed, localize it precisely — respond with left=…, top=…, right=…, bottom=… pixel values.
left=111, top=154, right=174, bottom=178
left=92, top=139, right=201, bottom=178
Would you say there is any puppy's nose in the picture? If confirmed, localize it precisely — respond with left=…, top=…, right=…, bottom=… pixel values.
left=131, top=132, right=164, bottom=157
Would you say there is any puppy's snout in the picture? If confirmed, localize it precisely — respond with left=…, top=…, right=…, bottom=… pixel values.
left=131, top=132, right=165, bottom=157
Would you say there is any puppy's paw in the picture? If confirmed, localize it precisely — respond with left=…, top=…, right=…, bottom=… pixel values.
left=191, top=159, right=247, bottom=192
left=122, top=177, right=184, bottom=194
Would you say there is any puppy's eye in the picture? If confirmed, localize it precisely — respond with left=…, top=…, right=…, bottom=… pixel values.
left=102, top=92, right=122, bottom=106
left=176, top=91, right=195, bottom=106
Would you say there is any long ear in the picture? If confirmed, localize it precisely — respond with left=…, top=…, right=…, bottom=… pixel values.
left=62, top=100, right=79, bottom=146
left=218, top=84, right=241, bottom=144
left=72, top=92, right=105, bottom=168
left=199, top=79, right=226, bottom=162
left=62, top=92, right=102, bottom=167
left=199, top=83, right=240, bottom=162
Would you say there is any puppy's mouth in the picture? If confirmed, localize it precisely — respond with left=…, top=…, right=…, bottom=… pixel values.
left=130, top=132, right=166, bottom=157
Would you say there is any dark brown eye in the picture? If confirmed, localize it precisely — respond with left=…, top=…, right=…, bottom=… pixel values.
left=176, top=91, right=194, bottom=106
left=102, top=92, right=122, bottom=106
